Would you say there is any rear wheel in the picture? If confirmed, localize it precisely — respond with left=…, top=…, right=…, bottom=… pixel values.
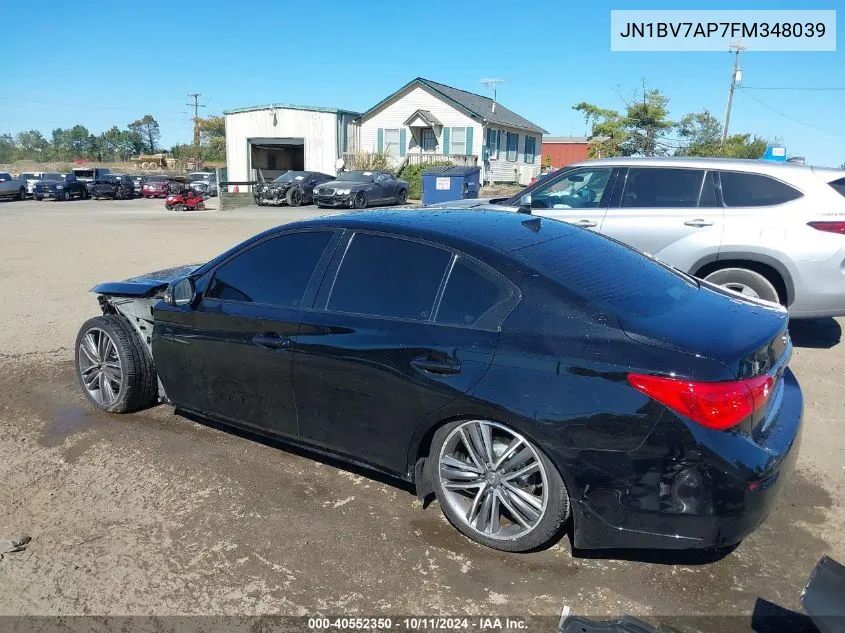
left=703, top=267, right=781, bottom=304
left=16, top=187, right=25, bottom=201
left=197, top=201, right=205, bottom=210
left=75, top=315, right=157, bottom=413
left=175, top=203, right=186, bottom=212
left=396, top=188, right=408, bottom=205
left=430, top=419, right=570, bottom=552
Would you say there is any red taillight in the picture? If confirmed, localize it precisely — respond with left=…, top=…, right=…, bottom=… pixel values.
left=627, top=373, right=773, bottom=430
left=808, top=221, right=845, bottom=235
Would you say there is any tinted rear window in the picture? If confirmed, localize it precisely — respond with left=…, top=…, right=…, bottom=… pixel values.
left=720, top=171, right=802, bottom=207
left=829, top=177, right=845, bottom=198
left=621, top=168, right=705, bottom=208
left=328, top=233, right=451, bottom=320
left=435, top=258, right=512, bottom=327
left=514, top=235, right=698, bottom=317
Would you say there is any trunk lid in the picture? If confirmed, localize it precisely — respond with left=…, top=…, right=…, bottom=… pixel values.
left=619, top=280, right=789, bottom=379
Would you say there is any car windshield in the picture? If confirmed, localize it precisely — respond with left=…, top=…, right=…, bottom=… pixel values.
left=189, top=173, right=212, bottom=181
left=73, top=170, right=94, bottom=178
left=513, top=234, right=698, bottom=318
left=21, top=173, right=39, bottom=179
left=147, top=178, right=167, bottom=184
left=42, top=173, right=61, bottom=180
left=272, top=171, right=300, bottom=183
left=337, top=171, right=375, bottom=182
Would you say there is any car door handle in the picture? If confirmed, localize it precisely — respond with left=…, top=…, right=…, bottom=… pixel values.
left=252, top=334, right=292, bottom=350
left=684, top=218, right=714, bottom=227
left=572, top=219, right=597, bottom=228
left=411, top=357, right=462, bottom=375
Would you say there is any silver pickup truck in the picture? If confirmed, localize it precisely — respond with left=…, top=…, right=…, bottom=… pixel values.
left=0, top=172, right=27, bottom=200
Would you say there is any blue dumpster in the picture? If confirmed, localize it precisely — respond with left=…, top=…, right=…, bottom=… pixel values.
left=422, top=166, right=481, bottom=206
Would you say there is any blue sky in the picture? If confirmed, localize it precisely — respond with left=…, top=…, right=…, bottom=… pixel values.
left=1, top=0, right=842, bottom=166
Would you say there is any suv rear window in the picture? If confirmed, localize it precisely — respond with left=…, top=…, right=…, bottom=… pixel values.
left=513, top=234, right=698, bottom=318
left=828, top=177, right=845, bottom=198
left=719, top=171, right=802, bottom=207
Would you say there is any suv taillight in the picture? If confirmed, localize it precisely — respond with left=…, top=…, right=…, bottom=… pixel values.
left=627, top=373, right=773, bottom=430
left=808, top=221, right=845, bottom=235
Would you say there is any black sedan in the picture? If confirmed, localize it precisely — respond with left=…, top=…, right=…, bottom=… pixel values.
left=314, top=171, right=409, bottom=209
left=73, top=210, right=801, bottom=553
left=34, top=173, right=88, bottom=201
left=254, top=170, right=334, bottom=207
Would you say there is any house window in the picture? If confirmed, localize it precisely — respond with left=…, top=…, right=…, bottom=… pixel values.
left=506, top=132, right=519, bottom=161
left=451, top=127, right=467, bottom=155
left=524, top=136, right=536, bottom=164
left=486, top=128, right=499, bottom=159
left=421, top=128, right=437, bottom=152
left=384, top=128, right=400, bottom=157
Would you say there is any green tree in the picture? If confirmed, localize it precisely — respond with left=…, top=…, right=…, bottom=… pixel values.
left=68, top=125, right=91, bottom=158
left=50, top=128, right=72, bottom=161
left=620, top=86, right=674, bottom=156
left=15, top=130, right=50, bottom=159
left=129, top=115, right=160, bottom=153
left=676, top=110, right=722, bottom=156
left=196, top=115, right=226, bottom=162
left=572, top=102, right=626, bottom=158
left=0, top=133, right=15, bottom=162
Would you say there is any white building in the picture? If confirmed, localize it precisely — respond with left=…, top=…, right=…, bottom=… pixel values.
left=223, top=103, right=359, bottom=190
left=348, top=78, right=548, bottom=184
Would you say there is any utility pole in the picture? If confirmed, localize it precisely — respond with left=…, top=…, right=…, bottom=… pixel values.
left=186, top=93, right=205, bottom=146
left=721, top=42, right=746, bottom=145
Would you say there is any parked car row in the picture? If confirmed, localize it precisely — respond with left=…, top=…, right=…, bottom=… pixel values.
left=252, top=170, right=410, bottom=209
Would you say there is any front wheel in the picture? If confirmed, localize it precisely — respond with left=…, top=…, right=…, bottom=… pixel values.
left=286, top=187, right=303, bottom=207
left=353, top=191, right=368, bottom=209
left=62, top=190, right=71, bottom=201
left=75, top=315, right=157, bottom=413
left=16, top=187, right=25, bottom=201
left=197, top=201, right=205, bottom=210
left=430, top=419, right=570, bottom=552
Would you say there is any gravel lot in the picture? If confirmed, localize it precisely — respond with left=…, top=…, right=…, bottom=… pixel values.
left=0, top=197, right=843, bottom=630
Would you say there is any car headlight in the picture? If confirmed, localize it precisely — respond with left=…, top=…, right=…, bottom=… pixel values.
left=55, top=185, right=64, bottom=189
left=337, top=188, right=350, bottom=195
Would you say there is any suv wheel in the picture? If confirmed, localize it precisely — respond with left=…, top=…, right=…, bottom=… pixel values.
left=430, top=419, right=570, bottom=552
left=703, top=267, right=781, bottom=304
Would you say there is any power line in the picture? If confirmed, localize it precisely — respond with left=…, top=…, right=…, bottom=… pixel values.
left=721, top=41, right=747, bottom=145
left=741, top=86, right=845, bottom=91
left=738, top=89, right=845, bottom=137
left=186, top=93, right=206, bottom=146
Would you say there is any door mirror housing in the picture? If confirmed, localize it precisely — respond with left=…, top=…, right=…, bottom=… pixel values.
left=164, top=277, right=197, bottom=307
left=517, top=193, right=532, bottom=214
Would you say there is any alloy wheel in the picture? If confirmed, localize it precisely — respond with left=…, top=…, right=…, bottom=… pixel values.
left=77, top=328, right=123, bottom=407
left=438, top=420, right=549, bottom=541
left=722, top=282, right=760, bottom=298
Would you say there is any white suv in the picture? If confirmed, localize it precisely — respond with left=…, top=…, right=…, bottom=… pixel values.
left=456, top=157, right=845, bottom=318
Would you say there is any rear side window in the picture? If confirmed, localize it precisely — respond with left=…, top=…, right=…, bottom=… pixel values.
left=328, top=233, right=451, bottom=320
left=621, top=168, right=705, bottom=208
left=829, top=177, right=845, bottom=198
left=206, top=231, right=333, bottom=306
left=514, top=235, right=697, bottom=318
left=435, top=258, right=513, bottom=328
left=719, top=171, right=802, bottom=207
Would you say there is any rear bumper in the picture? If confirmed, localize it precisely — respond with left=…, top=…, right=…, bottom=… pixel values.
left=568, top=368, right=803, bottom=550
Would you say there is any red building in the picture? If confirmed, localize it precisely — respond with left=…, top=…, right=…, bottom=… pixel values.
left=541, top=136, right=590, bottom=169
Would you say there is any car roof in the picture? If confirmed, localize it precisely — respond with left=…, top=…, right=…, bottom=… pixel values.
left=286, top=209, right=578, bottom=254
left=565, top=155, right=827, bottom=175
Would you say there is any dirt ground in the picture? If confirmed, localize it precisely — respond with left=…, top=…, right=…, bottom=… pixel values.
left=0, top=197, right=843, bottom=630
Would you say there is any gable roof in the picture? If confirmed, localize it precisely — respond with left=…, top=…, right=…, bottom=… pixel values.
left=360, top=78, right=548, bottom=135
left=403, top=109, right=443, bottom=127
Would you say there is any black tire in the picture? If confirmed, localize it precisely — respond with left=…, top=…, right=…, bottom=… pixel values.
left=62, top=190, right=71, bottom=201
left=35, top=196, right=43, bottom=201
left=81, top=188, right=88, bottom=200
left=197, top=201, right=205, bottom=210
left=74, top=314, right=157, bottom=413
left=175, top=203, right=186, bottom=212
left=396, top=188, right=408, bottom=205
left=429, top=420, right=570, bottom=553
left=165, top=205, right=173, bottom=211
left=286, top=187, right=303, bottom=207
left=353, top=191, right=368, bottom=209
left=16, top=187, right=25, bottom=201
left=703, top=267, right=781, bottom=304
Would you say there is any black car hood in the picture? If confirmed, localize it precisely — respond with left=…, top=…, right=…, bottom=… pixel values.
left=319, top=180, right=370, bottom=190
left=90, top=264, right=203, bottom=298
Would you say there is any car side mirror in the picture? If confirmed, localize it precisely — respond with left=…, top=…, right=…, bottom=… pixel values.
left=517, top=194, right=532, bottom=214
left=164, top=277, right=197, bottom=307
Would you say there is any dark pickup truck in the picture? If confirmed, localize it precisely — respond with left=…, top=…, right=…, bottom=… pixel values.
left=34, top=173, right=89, bottom=200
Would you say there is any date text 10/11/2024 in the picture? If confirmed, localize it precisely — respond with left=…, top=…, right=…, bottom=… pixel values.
left=308, top=617, right=530, bottom=630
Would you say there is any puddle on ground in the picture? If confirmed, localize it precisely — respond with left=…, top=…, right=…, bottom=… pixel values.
left=39, top=405, right=105, bottom=448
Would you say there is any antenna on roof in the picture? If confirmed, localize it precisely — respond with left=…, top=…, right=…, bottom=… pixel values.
left=480, top=78, right=505, bottom=113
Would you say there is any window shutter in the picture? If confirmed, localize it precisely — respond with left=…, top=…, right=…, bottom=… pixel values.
left=377, top=128, right=383, bottom=153
left=399, top=128, right=406, bottom=157
left=465, top=127, right=473, bottom=157
left=443, top=127, right=450, bottom=155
